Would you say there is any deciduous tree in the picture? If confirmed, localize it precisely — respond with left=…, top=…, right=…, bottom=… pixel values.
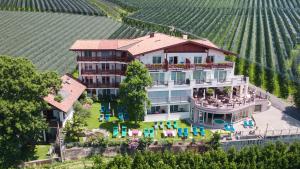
left=0, top=56, right=61, bottom=168
left=119, top=60, right=152, bottom=124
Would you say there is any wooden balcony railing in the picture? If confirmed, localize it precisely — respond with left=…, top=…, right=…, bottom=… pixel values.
left=81, top=69, right=126, bottom=75
left=77, top=56, right=131, bottom=62
left=84, top=83, right=120, bottom=88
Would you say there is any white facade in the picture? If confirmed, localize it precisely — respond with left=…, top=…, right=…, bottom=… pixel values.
left=137, top=49, right=249, bottom=122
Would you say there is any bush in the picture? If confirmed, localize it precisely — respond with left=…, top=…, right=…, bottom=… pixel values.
left=84, top=97, right=94, bottom=105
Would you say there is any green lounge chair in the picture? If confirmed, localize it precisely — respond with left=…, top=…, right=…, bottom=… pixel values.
left=173, top=121, right=178, bottom=129
left=166, top=121, right=171, bottom=129
left=144, top=128, right=149, bottom=137
left=178, top=128, right=183, bottom=137
left=183, top=128, right=188, bottom=138
left=113, top=126, right=118, bottom=138
left=243, top=120, right=248, bottom=128
left=121, top=126, right=127, bottom=137
left=248, top=120, right=254, bottom=127
left=149, top=128, right=154, bottom=138
left=193, top=127, right=198, bottom=136
left=200, top=127, right=205, bottom=136
left=159, top=121, right=164, bottom=129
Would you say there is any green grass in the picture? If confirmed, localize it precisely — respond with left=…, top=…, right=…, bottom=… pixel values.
left=86, top=102, right=213, bottom=142
left=34, top=145, right=50, bottom=160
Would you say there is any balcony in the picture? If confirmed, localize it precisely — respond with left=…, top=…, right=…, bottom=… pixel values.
left=77, top=56, right=130, bottom=62
left=145, top=64, right=166, bottom=70
left=81, top=69, right=126, bottom=75
left=84, top=82, right=120, bottom=88
left=190, top=62, right=234, bottom=69
left=151, top=80, right=168, bottom=86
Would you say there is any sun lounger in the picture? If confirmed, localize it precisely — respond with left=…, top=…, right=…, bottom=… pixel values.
left=183, top=128, right=188, bottom=138
left=193, top=127, right=198, bottom=136
left=200, top=127, right=205, bottom=136
left=229, top=124, right=235, bottom=132
left=154, top=122, right=159, bottom=129
left=243, top=120, right=248, bottom=128
left=121, top=126, right=127, bottom=137
left=149, top=128, right=154, bottom=138
left=144, top=128, right=149, bottom=138
left=118, top=113, right=124, bottom=121
left=248, top=120, right=254, bottom=128
left=166, top=121, right=171, bottom=129
left=224, top=123, right=230, bottom=131
left=159, top=121, right=164, bottom=129
left=113, top=126, right=118, bottom=138
left=104, top=114, right=110, bottom=122
left=178, top=128, right=183, bottom=137
left=173, top=121, right=178, bottom=129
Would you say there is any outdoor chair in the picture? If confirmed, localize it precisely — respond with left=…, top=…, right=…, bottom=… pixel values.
left=200, top=127, right=205, bottom=136
left=243, top=120, right=248, bottom=128
left=154, top=122, right=159, bottom=129
left=121, top=126, right=127, bottom=137
left=178, top=128, right=183, bottom=137
left=167, top=121, right=171, bottom=129
left=149, top=128, right=154, bottom=138
left=173, top=121, right=178, bottom=129
left=248, top=120, right=254, bottom=127
left=98, top=114, right=104, bottom=122
left=144, top=128, right=149, bottom=137
left=183, top=128, right=188, bottom=138
left=118, top=113, right=124, bottom=121
left=113, top=126, right=118, bottom=138
left=193, top=127, right=198, bottom=136
left=159, top=121, right=164, bottom=129
left=104, top=114, right=110, bottom=122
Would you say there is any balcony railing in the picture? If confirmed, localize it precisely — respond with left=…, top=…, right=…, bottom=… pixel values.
left=77, top=56, right=130, bottom=62
left=84, top=82, right=120, bottom=88
left=81, top=69, right=126, bottom=75
left=190, top=62, right=234, bottom=69
left=151, top=80, right=168, bottom=86
left=170, top=96, right=190, bottom=102
left=145, top=62, right=233, bottom=71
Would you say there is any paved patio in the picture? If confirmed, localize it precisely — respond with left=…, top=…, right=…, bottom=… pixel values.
left=234, top=106, right=300, bottom=132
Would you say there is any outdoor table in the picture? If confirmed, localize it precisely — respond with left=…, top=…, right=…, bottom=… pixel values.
left=132, top=129, right=139, bottom=135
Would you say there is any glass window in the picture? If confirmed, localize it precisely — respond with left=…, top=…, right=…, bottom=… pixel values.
left=84, top=51, right=92, bottom=57
left=171, top=72, right=186, bottom=84
left=207, top=56, right=214, bottom=63
left=169, top=56, right=178, bottom=64
left=194, top=56, right=202, bottom=64
left=150, top=73, right=164, bottom=85
left=193, top=70, right=206, bottom=81
left=214, top=70, right=226, bottom=82
left=170, top=105, right=179, bottom=112
left=152, top=56, right=162, bottom=64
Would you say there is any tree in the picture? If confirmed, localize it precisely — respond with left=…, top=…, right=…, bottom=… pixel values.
left=64, top=101, right=90, bottom=142
left=293, top=66, right=300, bottom=108
left=0, top=56, right=61, bottom=168
left=119, top=60, right=152, bottom=124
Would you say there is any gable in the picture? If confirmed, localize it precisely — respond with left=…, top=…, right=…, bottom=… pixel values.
left=164, top=42, right=208, bottom=53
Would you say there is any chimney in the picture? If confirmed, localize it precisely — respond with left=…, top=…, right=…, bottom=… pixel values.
left=150, top=32, right=155, bottom=38
left=182, top=34, right=188, bottom=39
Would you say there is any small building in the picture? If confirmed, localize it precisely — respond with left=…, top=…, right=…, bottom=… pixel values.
left=43, top=74, right=86, bottom=142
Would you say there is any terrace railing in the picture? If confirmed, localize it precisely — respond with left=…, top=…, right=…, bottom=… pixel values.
left=77, top=56, right=130, bottom=62
left=190, top=62, right=234, bottom=69
left=81, top=69, right=126, bottom=75
left=85, top=82, right=120, bottom=88
left=145, top=62, right=234, bottom=71
left=149, top=97, right=169, bottom=104
left=151, top=80, right=168, bottom=86
left=170, top=96, right=190, bottom=103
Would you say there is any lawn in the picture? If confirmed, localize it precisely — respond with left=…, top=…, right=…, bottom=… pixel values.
left=34, top=145, right=50, bottom=160
left=86, top=102, right=213, bottom=142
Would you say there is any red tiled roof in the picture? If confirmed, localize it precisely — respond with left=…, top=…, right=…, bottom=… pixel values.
left=70, top=33, right=236, bottom=56
left=43, top=74, right=86, bottom=113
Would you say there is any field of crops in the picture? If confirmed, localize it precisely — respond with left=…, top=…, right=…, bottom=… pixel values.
left=0, top=11, right=145, bottom=74
left=0, top=0, right=104, bottom=15
left=111, top=0, right=300, bottom=97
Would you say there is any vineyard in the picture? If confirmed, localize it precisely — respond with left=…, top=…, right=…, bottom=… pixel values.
left=0, top=0, right=104, bottom=15
left=110, top=0, right=300, bottom=97
left=0, top=11, right=146, bottom=74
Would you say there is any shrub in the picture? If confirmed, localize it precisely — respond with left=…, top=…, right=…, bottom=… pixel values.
left=54, top=93, right=63, bottom=102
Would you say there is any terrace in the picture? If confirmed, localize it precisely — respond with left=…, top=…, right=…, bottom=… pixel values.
left=81, top=69, right=126, bottom=75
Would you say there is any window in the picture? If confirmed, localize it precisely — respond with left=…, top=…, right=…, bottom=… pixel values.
left=207, top=56, right=214, bottom=63
left=194, top=56, right=202, bottom=64
left=170, top=105, right=179, bottom=112
left=150, top=73, right=165, bottom=85
left=171, top=72, right=186, bottom=84
left=169, top=56, right=178, bottom=64
left=152, top=56, right=162, bottom=64
left=84, top=51, right=92, bottom=57
left=193, top=70, right=206, bottom=83
left=214, top=70, right=227, bottom=82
